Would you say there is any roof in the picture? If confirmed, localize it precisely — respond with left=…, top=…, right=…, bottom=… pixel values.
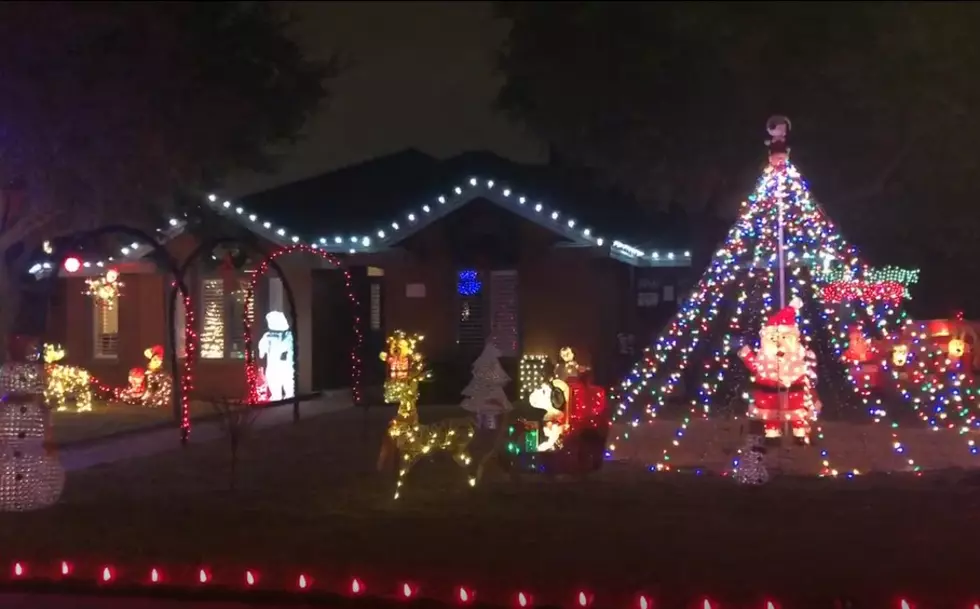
left=226, top=150, right=692, bottom=267
left=30, top=149, right=694, bottom=276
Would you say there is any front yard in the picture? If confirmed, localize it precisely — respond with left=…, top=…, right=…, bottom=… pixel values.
left=4, top=406, right=980, bottom=605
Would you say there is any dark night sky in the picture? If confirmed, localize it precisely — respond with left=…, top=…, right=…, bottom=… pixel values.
left=227, top=1, right=545, bottom=197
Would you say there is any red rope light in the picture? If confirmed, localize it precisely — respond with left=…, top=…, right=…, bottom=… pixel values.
left=821, top=280, right=905, bottom=304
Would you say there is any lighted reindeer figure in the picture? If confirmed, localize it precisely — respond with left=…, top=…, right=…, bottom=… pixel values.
left=43, top=344, right=93, bottom=412
left=376, top=330, right=476, bottom=500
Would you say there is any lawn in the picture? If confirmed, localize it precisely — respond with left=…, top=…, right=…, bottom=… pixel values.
left=50, top=400, right=214, bottom=446
left=4, top=405, right=980, bottom=605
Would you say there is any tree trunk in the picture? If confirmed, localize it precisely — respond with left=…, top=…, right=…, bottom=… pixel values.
left=0, top=266, right=27, bottom=363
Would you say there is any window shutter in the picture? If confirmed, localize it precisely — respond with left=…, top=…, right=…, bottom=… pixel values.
left=369, top=283, right=381, bottom=331
left=489, top=270, right=519, bottom=356
left=200, top=279, right=225, bottom=359
left=93, top=301, right=119, bottom=358
left=174, top=290, right=187, bottom=358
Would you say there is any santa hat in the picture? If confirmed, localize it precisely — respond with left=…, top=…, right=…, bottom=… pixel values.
left=144, top=345, right=164, bottom=360
left=765, top=297, right=803, bottom=329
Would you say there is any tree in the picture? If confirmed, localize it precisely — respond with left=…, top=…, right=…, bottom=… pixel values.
left=496, top=3, right=980, bottom=268
left=0, top=2, right=335, bottom=343
left=461, top=342, right=512, bottom=422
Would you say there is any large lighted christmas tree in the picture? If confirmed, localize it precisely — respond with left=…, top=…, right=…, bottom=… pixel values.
left=608, top=117, right=918, bottom=471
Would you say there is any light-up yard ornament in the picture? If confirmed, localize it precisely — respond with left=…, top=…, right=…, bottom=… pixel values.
left=376, top=330, right=476, bottom=500
left=42, top=344, right=93, bottom=413
left=257, top=311, right=294, bottom=401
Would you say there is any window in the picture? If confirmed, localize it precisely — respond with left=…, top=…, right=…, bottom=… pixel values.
left=268, top=277, right=284, bottom=313
left=93, top=301, right=119, bottom=359
left=489, top=270, right=519, bottom=356
left=200, top=277, right=251, bottom=360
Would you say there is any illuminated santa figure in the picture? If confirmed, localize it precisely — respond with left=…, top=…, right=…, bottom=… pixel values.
left=258, top=311, right=294, bottom=401
left=738, top=297, right=818, bottom=441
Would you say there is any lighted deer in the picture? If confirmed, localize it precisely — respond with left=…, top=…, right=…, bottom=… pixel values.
left=376, top=330, right=476, bottom=499
left=42, top=344, right=93, bottom=412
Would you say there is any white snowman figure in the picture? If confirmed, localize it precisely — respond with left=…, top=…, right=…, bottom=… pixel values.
left=0, top=339, right=65, bottom=511
left=258, top=311, right=295, bottom=401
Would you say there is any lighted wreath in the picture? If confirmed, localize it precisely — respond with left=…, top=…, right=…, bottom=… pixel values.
left=85, top=268, right=124, bottom=310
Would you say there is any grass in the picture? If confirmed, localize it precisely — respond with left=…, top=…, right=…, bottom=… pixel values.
left=50, top=400, right=213, bottom=446
left=4, top=406, right=980, bottom=604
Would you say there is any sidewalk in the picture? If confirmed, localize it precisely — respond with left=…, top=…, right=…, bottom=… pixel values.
left=59, top=391, right=353, bottom=472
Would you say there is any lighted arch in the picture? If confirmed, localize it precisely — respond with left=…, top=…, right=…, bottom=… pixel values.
left=244, top=244, right=363, bottom=413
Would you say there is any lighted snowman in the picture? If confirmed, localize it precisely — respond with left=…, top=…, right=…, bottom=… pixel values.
left=258, top=311, right=294, bottom=401
left=0, top=336, right=65, bottom=511
left=738, top=298, right=817, bottom=440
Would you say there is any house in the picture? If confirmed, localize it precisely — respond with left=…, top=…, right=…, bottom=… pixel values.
left=37, top=150, right=695, bottom=406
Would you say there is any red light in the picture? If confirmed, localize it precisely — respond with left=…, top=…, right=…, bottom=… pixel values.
left=150, top=568, right=161, bottom=583
left=516, top=591, right=533, bottom=608
left=198, top=569, right=210, bottom=584
left=245, top=570, right=257, bottom=586
left=60, top=561, right=72, bottom=576
left=101, top=566, right=113, bottom=583
left=401, top=582, right=416, bottom=599
left=457, top=586, right=475, bottom=604
left=63, top=256, right=81, bottom=274
left=577, top=591, right=593, bottom=608
left=298, top=574, right=311, bottom=590
left=350, top=577, right=364, bottom=595
left=637, top=594, right=652, bottom=609
left=12, top=562, right=24, bottom=577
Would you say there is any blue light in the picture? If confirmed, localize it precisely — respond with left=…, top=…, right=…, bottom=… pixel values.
left=457, top=270, right=481, bottom=296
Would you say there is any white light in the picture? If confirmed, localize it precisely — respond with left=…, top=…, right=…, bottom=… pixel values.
left=668, top=252, right=675, bottom=260
left=350, top=236, right=358, bottom=243
left=469, top=177, right=477, bottom=186
left=550, top=211, right=558, bottom=220
left=362, top=237, right=371, bottom=247
left=276, top=228, right=285, bottom=236
left=334, top=236, right=342, bottom=244
left=291, top=236, right=300, bottom=243
left=249, top=214, right=257, bottom=222
left=408, top=213, right=416, bottom=222
left=96, top=261, right=105, bottom=267
left=28, top=264, right=41, bottom=274
left=208, top=194, right=217, bottom=202
left=311, top=243, right=318, bottom=249
left=597, top=238, right=604, bottom=246
left=392, top=222, right=400, bottom=230
left=422, top=205, right=431, bottom=213
left=349, top=248, right=355, bottom=254
left=263, top=222, right=271, bottom=229
left=130, top=242, right=139, bottom=249
left=519, top=197, right=526, bottom=204
left=222, top=201, right=231, bottom=208
left=438, top=196, right=446, bottom=204
left=169, top=218, right=179, bottom=226
left=43, top=262, right=52, bottom=269
left=503, top=188, right=511, bottom=197
left=378, top=230, right=386, bottom=238
left=235, top=207, right=243, bottom=214
left=567, top=219, right=575, bottom=228
left=82, top=262, right=91, bottom=268
left=684, top=251, right=691, bottom=257
left=319, top=238, right=327, bottom=245
left=454, top=187, right=462, bottom=195
left=121, top=247, right=130, bottom=255
left=583, top=228, right=591, bottom=237
left=487, top=180, right=494, bottom=188
left=652, top=252, right=659, bottom=259
left=534, top=204, right=543, bottom=212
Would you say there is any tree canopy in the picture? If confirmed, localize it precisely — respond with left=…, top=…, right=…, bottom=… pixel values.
left=0, top=2, right=332, bottom=336
left=0, top=1, right=332, bottom=251
left=496, top=2, right=980, bottom=270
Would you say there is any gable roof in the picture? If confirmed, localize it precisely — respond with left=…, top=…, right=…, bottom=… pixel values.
left=222, top=150, right=692, bottom=267
left=30, top=150, right=693, bottom=276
